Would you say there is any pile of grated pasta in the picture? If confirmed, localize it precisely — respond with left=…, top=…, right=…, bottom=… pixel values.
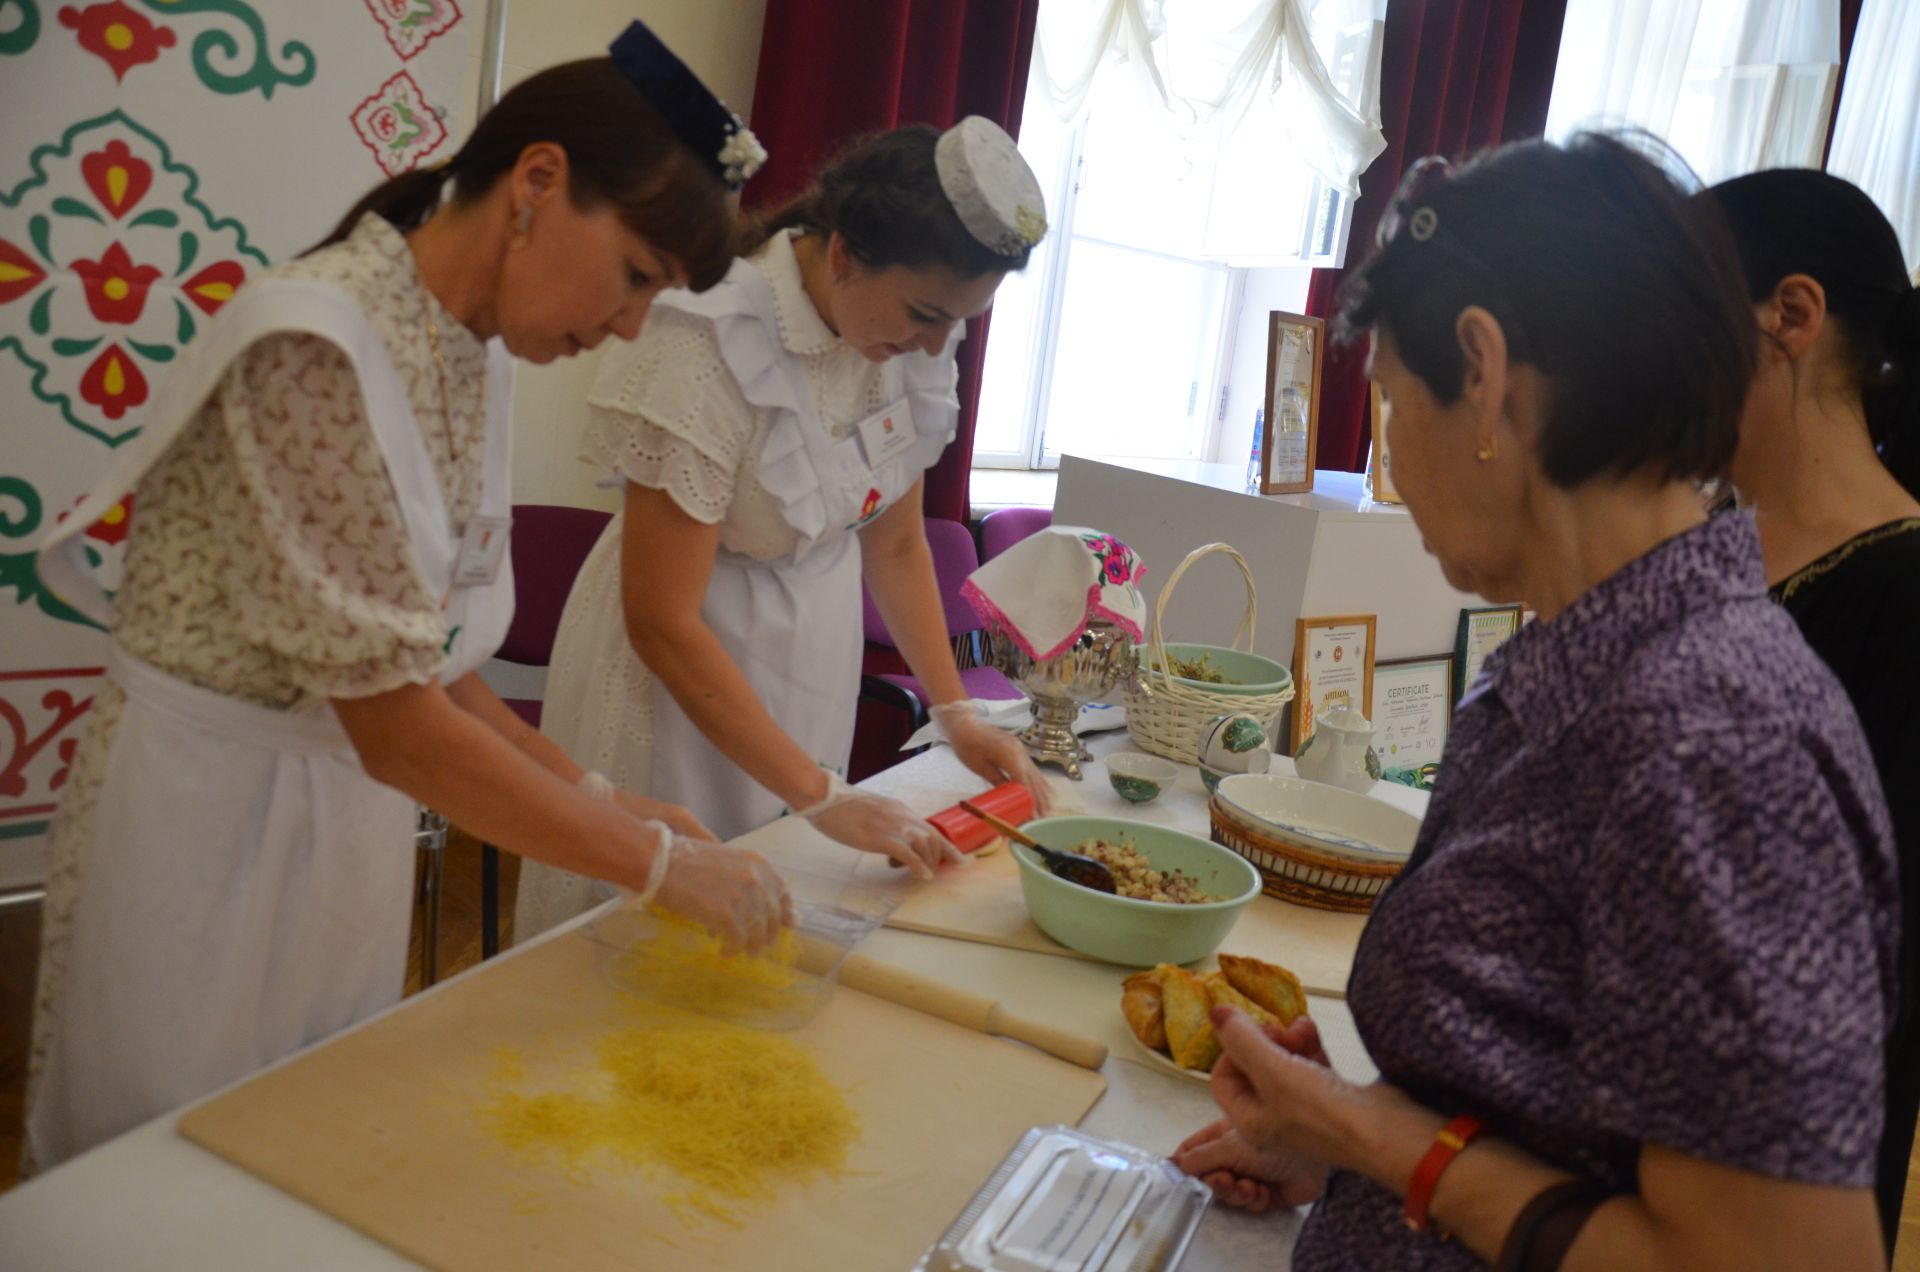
left=478, top=912, right=859, bottom=1226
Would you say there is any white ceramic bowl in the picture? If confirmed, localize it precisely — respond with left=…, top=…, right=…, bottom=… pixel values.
left=1105, top=751, right=1180, bottom=804
left=1214, top=774, right=1419, bottom=865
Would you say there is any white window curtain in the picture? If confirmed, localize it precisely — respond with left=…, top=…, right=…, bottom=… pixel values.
left=1545, top=0, right=1839, bottom=184
left=1826, top=0, right=1920, bottom=265
left=1032, top=0, right=1387, bottom=199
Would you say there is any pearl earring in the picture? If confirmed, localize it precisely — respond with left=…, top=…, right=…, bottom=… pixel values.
left=1476, top=439, right=1498, bottom=462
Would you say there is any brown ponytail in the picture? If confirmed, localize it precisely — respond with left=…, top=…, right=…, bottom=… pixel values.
left=312, top=58, right=735, bottom=291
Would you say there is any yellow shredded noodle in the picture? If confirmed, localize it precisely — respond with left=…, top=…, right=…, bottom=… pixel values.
left=606, top=910, right=814, bottom=1021
left=477, top=911, right=858, bottom=1226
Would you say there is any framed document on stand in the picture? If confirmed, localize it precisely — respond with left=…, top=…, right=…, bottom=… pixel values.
left=1260, top=312, right=1325, bottom=495
left=1373, top=655, right=1452, bottom=789
left=1452, top=605, right=1523, bottom=704
left=1290, top=613, right=1376, bottom=750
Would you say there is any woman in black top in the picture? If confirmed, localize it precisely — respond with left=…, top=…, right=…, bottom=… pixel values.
left=1712, top=169, right=1920, bottom=1257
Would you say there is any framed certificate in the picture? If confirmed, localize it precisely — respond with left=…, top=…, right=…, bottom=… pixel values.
left=1452, top=605, right=1523, bottom=704
left=1260, top=312, right=1324, bottom=494
left=1373, top=655, right=1452, bottom=788
left=1290, top=613, right=1376, bottom=750
left=1366, top=382, right=1401, bottom=504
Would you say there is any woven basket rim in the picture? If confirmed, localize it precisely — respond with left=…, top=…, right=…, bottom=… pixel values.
left=1209, top=797, right=1407, bottom=880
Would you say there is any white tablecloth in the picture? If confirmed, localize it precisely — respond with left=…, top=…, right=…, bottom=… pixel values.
left=0, top=729, right=1426, bottom=1270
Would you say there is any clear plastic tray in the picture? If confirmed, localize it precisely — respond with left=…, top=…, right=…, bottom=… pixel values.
left=584, top=862, right=898, bottom=1031
left=916, top=1126, right=1212, bottom=1272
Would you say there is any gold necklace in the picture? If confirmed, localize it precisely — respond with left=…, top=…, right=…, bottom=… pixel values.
left=422, top=307, right=460, bottom=462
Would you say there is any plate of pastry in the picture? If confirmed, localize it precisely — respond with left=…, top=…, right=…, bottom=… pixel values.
left=1118, top=954, right=1309, bottom=1078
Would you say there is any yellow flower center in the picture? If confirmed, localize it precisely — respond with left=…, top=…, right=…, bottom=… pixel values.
left=104, top=355, right=126, bottom=396
left=105, top=23, right=134, bottom=51
left=103, top=277, right=130, bottom=301
left=107, top=165, right=129, bottom=208
left=195, top=281, right=235, bottom=304
left=102, top=504, right=126, bottom=525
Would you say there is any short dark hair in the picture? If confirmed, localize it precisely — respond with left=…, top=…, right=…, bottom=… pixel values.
left=313, top=59, right=735, bottom=291
left=1709, top=168, right=1920, bottom=500
left=738, top=124, right=1027, bottom=278
left=1337, top=133, right=1756, bottom=488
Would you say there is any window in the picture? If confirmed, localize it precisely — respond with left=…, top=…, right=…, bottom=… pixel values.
left=974, top=0, right=1384, bottom=472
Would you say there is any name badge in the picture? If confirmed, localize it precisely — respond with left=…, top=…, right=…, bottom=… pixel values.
left=856, top=397, right=918, bottom=468
left=452, top=514, right=511, bottom=587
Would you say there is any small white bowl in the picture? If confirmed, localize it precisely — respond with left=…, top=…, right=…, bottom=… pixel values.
left=1105, top=752, right=1180, bottom=804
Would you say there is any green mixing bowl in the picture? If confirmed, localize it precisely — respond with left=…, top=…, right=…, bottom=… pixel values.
left=1149, top=643, right=1292, bottom=697
left=1013, top=815, right=1261, bottom=967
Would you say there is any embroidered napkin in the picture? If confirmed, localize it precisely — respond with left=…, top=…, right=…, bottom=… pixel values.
left=961, top=525, right=1147, bottom=661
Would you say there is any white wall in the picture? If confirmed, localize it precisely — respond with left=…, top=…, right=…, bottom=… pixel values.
left=454, top=0, right=770, bottom=511
left=1212, top=266, right=1313, bottom=468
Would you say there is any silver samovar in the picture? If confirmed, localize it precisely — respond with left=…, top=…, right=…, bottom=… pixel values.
left=984, top=619, right=1149, bottom=780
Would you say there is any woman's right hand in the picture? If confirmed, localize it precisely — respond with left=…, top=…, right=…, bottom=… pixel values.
left=651, top=837, right=792, bottom=955
left=797, top=777, right=960, bottom=879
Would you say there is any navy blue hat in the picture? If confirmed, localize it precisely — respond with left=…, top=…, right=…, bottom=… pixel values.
left=609, top=21, right=766, bottom=191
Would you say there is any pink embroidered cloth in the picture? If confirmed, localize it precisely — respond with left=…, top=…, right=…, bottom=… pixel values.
left=961, top=525, right=1146, bottom=662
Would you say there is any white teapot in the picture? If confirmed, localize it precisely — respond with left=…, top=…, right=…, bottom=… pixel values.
left=1293, top=704, right=1382, bottom=793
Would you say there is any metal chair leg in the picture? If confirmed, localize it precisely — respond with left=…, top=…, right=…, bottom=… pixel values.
left=414, top=808, right=448, bottom=987
left=481, top=842, right=501, bottom=959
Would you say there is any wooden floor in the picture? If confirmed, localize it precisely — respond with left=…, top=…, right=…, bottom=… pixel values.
left=1, top=845, right=1917, bottom=1269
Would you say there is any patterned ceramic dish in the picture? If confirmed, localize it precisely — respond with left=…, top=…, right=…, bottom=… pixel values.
left=1105, top=751, right=1180, bottom=804
left=1209, top=774, right=1420, bottom=913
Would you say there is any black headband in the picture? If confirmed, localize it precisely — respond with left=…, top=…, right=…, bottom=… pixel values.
left=608, top=20, right=764, bottom=191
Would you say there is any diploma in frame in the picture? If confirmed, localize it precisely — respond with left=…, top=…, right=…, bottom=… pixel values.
left=1290, top=613, right=1377, bottom=750
left=1261, top=312, right=1325, bottom=495
left=1373, top=655, right=1453, bottom=788
left=1452, top=605, right=1523, bottom=704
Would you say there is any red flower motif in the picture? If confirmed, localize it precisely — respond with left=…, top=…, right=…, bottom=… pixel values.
left=0, top=236, right=47, bottom=305
left=81, top=139, right=153, bottom=220
left=72, top=241, right=163, bottom=325
left=78, top=344, right=149, bottom=420
left=181, top=259, right=245, bottom=315
left=51, top=737, right=80, bottom=793
left=58, top=2, right=177, bottom=83
left=86, top=494, right=135, bottom=547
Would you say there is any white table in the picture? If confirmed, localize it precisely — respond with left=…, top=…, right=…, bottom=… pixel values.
left=0, top=729, right=1426, bottom=1270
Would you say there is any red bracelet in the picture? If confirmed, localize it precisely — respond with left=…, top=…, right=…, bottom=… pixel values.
left=1403, top=1113, right=1485, bottom=1232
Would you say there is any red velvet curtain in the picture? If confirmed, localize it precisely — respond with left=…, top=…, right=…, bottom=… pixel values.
left=1305, top=0, right=1571, bottom=474
left=744, top=0, right=1042, bottom=522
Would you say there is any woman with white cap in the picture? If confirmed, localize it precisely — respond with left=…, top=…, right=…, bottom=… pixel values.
left=25, top=21, right=790, bottom=1171
left=518, top=118, right=1056, bottom=940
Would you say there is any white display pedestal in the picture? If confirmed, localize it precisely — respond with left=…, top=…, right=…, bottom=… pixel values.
left=1052, top=455, right=1492, bottom=686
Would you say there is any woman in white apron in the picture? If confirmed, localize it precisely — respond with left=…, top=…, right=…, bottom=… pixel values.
left=25, top=23, right=788, bottom=1172
left=518, top=119, right=1055, bottom=940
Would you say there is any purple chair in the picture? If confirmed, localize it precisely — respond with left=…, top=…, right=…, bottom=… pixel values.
left=859, top=519, right=1020, bottom=734
left=979, top=505, right=1053, bottom=562
left=482, top=504, right=613, bottom=957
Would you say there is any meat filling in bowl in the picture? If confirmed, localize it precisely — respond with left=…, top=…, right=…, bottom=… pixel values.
left=1077, top=837, right=1214, bottom=904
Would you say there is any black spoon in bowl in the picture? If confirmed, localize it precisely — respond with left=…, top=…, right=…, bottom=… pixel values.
left=957, top=800, right=1118, bottom=895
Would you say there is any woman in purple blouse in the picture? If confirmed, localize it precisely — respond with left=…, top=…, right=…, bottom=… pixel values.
left=1174, top=135, right=1900, bottom=1270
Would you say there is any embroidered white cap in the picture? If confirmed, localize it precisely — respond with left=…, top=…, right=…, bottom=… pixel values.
left=935, top=116, right=1048, bottom=257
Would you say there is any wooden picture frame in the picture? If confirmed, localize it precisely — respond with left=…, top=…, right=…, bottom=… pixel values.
left=1367, top=382, right=1401, bottom=503
left=1373, top=655, right=1452, bottom=788
left=1452, top=605, right=1523, bottom=704
left=1289, top=613, right=1377, bottom=750
left=1260, top=311, right=1325, bottom=494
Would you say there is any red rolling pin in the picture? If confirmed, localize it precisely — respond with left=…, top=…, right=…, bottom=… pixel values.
left=928, top=781, right=1036, bottom=853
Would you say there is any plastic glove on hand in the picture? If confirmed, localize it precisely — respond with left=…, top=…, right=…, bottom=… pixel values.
left=931, top=702, right=1054, bottom=816
left=650, top=831, right=792, bottom=956
left=797, top=774, right=962, bottom=880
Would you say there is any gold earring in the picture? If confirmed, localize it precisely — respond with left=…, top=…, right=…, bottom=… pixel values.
left=1476, top=439, right=1498, bottom=462
left=508, top=205, right=532, bottom=251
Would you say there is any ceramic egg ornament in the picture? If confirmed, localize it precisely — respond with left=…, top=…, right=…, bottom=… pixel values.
left=1196, top=712, right=1273, bottom=793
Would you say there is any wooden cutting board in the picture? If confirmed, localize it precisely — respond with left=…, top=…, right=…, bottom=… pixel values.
left=180, top=932, right=1106, bottom=1272
left=885, top=843, right=1368, bottom=996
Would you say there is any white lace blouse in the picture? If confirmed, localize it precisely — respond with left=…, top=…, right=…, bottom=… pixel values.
left=579, top=229, right=954, bottom=559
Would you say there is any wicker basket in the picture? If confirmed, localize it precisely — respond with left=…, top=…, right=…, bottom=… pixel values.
left=1207, top=795, right=1402, bottom=913
left=1126, top=543, right=1294, bottom=763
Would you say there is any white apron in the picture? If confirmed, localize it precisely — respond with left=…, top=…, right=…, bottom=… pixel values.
left=28, top=278, right=513, bottom=1166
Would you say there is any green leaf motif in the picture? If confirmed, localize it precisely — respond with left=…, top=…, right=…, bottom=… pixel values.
left=0, top=475, right=39, bottom=540
left=51, top=196, right=103, bottom=223
left=130, top=208, right=178, bottom=229
left=127, top=339, right=173, bottom=363
left=1223, top=716, right=1265, bottom=753
left=174, top=296, right=195, bottom=343
left=138, top=0, right=317, bottom=101
left=28, top=212, right=51, bottom=261
left=51, top=335, right=101, bottom=357
left=175, top=229, right=199, bottom=277
left=0, top=0, right=40, bottom=56
left=28, top=289, right=52, bottom=337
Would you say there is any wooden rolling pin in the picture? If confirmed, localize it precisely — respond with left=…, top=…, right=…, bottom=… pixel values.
left=834, top=951, right=1108, bottom=1072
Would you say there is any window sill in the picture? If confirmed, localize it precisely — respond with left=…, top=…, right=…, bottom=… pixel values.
left=968, top=468, right=1058, bottom=519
